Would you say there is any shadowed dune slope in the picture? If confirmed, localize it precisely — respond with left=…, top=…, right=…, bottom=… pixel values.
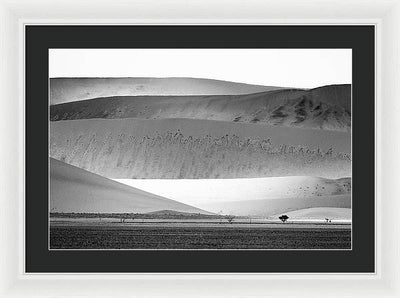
left=50, top=77, right=284, bottom=105
left=196, top=195, right=351, bottom=217
left=50, top=118, right=351, bottom=179
left=50, top=84, right=351, bottom=131
left=50, top=158, right=212, bottom=214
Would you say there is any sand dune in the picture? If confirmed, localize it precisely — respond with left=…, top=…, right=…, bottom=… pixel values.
left=50, top=84, right=351, bottom=132
left=196, top=195, right=351, bottom=217
left=50, top=158, right=211, bottom=214
left=49, top=77, right=352, bottom=219
left=272, top=207, right=351, bottom=220
left=115, top=176, right=351, bottom=206
left=50, top=77, right=284, bottom=105
left=50, top=118, right=351, bottom=179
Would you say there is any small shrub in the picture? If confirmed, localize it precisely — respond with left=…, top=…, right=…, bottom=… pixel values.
left=225, top=215, right=235, bottom=224
left=279, top=215, right=289, bottom=223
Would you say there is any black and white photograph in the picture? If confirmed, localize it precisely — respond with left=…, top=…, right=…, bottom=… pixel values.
left=48, top=49, right=352, bottom=250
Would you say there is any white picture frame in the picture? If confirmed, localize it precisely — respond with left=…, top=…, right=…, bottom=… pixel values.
left=0, top=0, right=398, bottom=296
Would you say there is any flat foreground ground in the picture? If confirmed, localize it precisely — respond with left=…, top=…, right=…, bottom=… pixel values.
left=50, top=222, right=351, bottom=249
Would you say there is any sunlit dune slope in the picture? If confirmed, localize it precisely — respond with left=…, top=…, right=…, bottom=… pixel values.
left=50, top=77, right=283, bottom=105
left=196, top=195, right=351, bottom=217
left=50, top=158, right=212, bottom=214
left=115, top=176, right=351, bottom=206
left=50, top=118, right=351, bottom=179
left=271, top=207, right=351, bottom=220
left=50, top=84, right=351, bottom=131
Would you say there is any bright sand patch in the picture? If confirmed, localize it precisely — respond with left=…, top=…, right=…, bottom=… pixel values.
left=115, top=177, right=351, bottom=217
left=271, top=207, right=351, bottom=220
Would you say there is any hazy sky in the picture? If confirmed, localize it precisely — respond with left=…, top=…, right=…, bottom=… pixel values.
left=49, top=49, right=351, bottom=88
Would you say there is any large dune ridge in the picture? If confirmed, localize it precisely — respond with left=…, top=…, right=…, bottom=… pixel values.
left=50, top=118, right=351, bottom=179
left=50, top=77, right=285, bottom=105
left=115, top=176, right=351, bottom=206
left=195, top=195, right=351, bottom=217
left=50, top=157, right=212, bottom=214
left=50, top=84, right=351, bottom=132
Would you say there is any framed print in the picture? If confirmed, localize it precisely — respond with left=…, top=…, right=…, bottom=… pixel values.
left=25, top=25, right=373, bottom=272
left=49, top=48, right=353, bottom=251
left=0, top=0, right=399, bottom=296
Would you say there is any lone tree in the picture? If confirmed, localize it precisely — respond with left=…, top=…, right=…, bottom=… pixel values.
left=225, top=215, right=235, bottom=224
left=279, top=215, right=289, bottom=223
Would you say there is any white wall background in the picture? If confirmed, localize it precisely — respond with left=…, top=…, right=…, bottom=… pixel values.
left=49, top=49, right=351, bottom=88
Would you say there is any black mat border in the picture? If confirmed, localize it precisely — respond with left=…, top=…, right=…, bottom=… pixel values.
left=25, top=25, right=375, bottom=273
